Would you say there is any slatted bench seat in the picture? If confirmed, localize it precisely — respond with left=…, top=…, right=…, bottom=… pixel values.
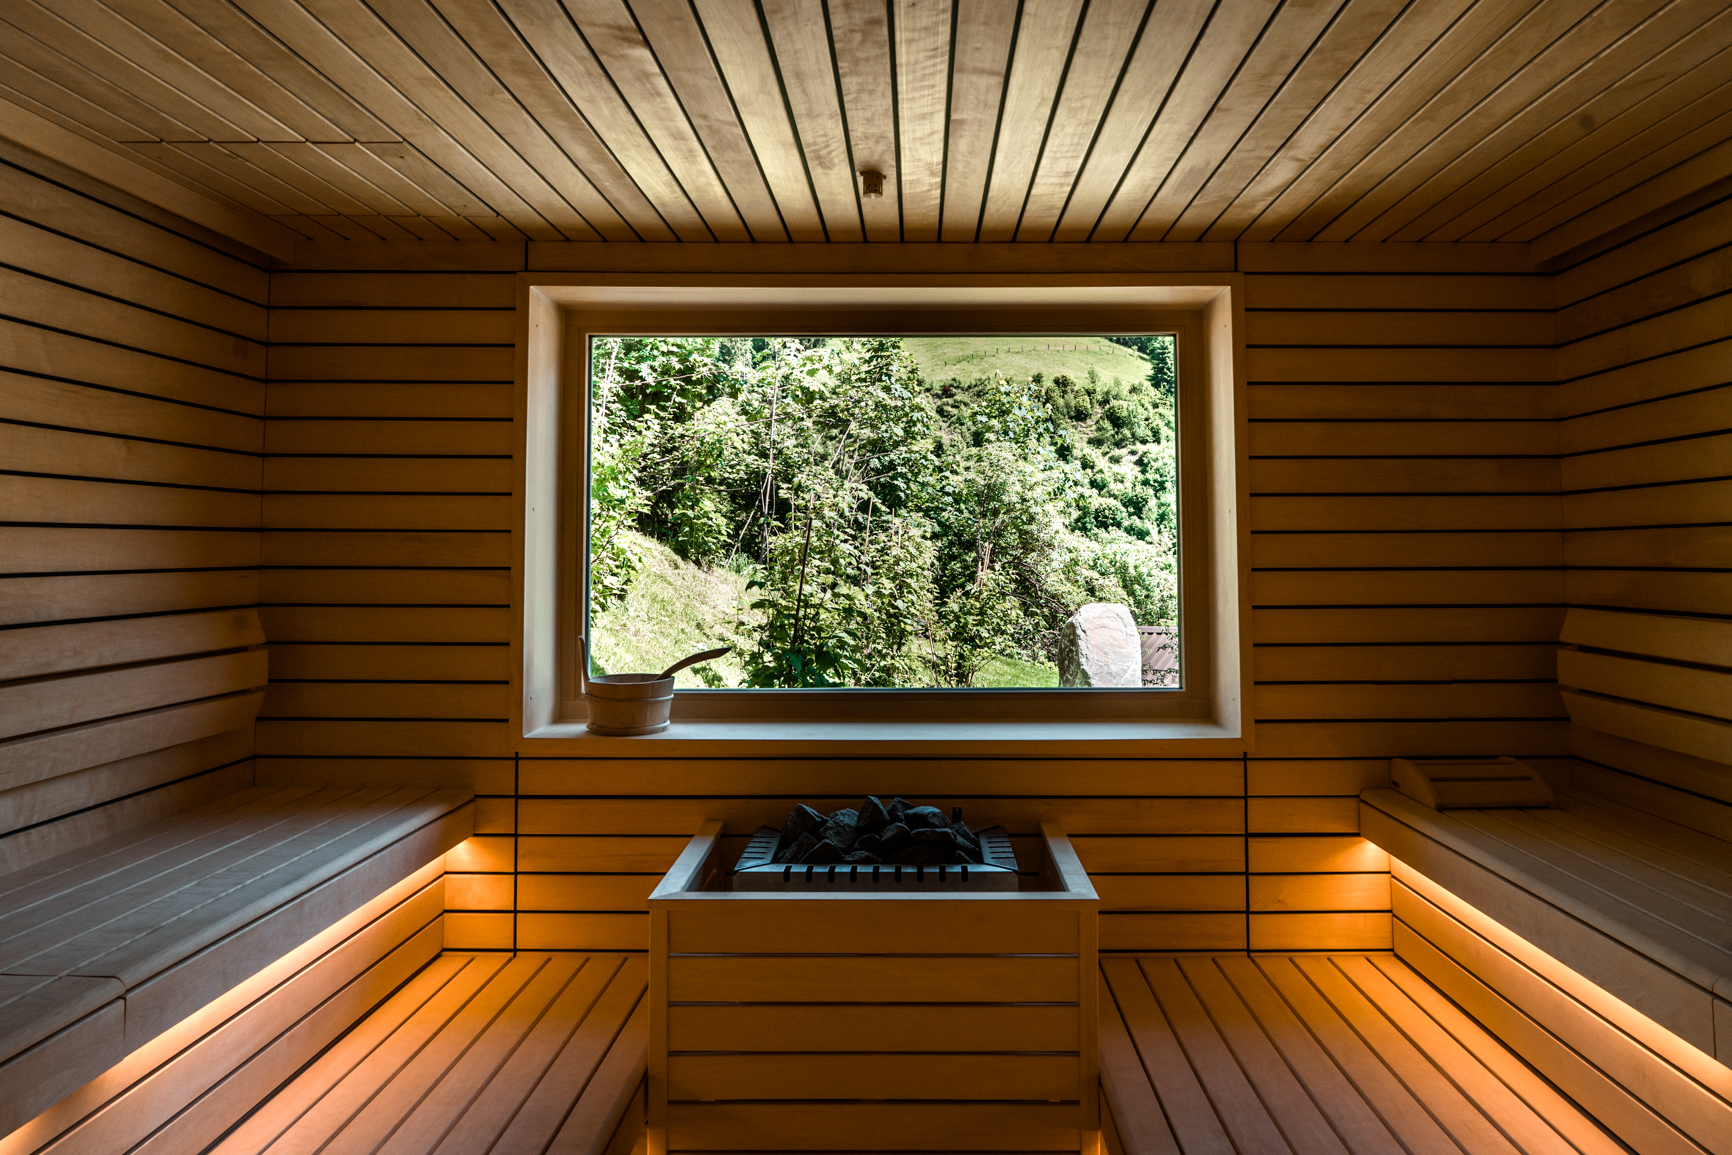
left=210, top=951, right=648, bottom=1155
left=0, top=783, right=473, bottom=1133
left=1360, top=786, right=1732, bottom=1067
left=1098, top=953, right=1617, bottom=1155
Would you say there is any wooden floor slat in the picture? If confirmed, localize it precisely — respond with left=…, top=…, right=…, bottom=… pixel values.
left=217, top=952, right=647, bottom=1155
left=1106, top=954, right=1621, bottom=1155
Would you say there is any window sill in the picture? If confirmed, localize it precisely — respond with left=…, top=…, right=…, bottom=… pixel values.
left=519, top=719, right=1249, bottom=757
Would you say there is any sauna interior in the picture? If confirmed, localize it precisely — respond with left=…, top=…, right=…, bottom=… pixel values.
left=2, top=1, right=1731, bottom=1153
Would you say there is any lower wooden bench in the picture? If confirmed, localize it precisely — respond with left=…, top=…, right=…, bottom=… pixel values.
left=1360, top=786, right=1732, bottom=1062
left=1361, top=784, right=1732, bottom=1155
left=1098, top=953, right=1620, bottom=1155
left=208, top=951, right=648, bottom=1155
left=0, top=784, right=473, bottom=1133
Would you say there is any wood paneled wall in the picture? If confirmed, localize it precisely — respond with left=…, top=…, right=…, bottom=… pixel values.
left=255, top=242, right=1575, bottom=954
left=0, top=145, right=268, bottom=872
left=1554, top=188, right=1732, bottom=827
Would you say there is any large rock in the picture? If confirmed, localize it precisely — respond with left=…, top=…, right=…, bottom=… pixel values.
left=1058, top=603, right=1142, bottom=687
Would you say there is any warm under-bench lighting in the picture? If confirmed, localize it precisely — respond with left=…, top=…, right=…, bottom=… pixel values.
left=1393, top=861, right=1732, bottom=1096
left=0, top=859, right=449, bottom=1155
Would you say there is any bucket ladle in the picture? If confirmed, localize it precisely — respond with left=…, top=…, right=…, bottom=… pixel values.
left=658, top=646, right=731, bottom=680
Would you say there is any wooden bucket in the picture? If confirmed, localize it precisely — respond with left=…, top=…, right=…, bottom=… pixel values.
left=584, top=673, right=675, bottom=735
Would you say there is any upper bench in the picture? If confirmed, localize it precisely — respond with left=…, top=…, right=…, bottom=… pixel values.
left=0, top=784, right=472, bottom=1132
left=1360, top=785, right=1732, bottom=1064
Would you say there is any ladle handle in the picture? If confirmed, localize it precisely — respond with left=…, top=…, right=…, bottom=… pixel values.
left=658, top=646, right=732, bottom=680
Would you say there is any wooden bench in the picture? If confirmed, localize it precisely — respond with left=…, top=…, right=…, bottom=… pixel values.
left=1098, top=953, right=1618, bottom=1155
left=207, top=951, right=648, bottom=1155
left=0, top=783, right=472, bottom=1133
left=1361, top=786, right=1732, bottom=1064
left=1363, top=782, right=1732, bottom=1155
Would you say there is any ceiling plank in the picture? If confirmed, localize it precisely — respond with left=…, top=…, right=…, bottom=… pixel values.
left=1015, top=0, right=1148, bottom=242
left=93, top=0, right=352, bottom=142
left=1168, top=0, right=1409, bottom=243
left=1050, top=0, right=1214, bottom=244
left=1122, top=0, right=1311, bottom=245
left=690, top=0, right=827, bottom=240
left=1515, top=100, right=1732, bottom=246
left=1276, top=0, right=1609, bottom=242
left=124, top=141, right=299, bottom=215
left=311, top=142, right=464, bottom=217
left=1321, top=0, right=1680, bottom=242
left=762, top=0, right=864, bottom=242
left=257, top=0, right=586, bottom=239
left=6, top=0, right=265, bottom=141
left=1372, top=0, right=1729, bottom=242
left=558, top=0, right=754, bottom=241
left=937, top=0, right=1012, bottom=243
left=182, top=142, right=356, bottom=215
left=0, top=0, right=1723, bottom=256
left=247, top=142, right=406, bottom=215
left=1441, top=34, right=1732, bottom=240
left=464, top=0, right=712, bottom=242
left=227, top=0, right=563, bottom=238
left=976, top=0, right=1082, bottom=242
left=0, top=50, right=166, bottom=144
left=0, top=94, right=299, bottom=257
left=830, top=0, right=901, bottom=242
left=892, top=0, right=952, bottom=242
left=1489, top=73, right=1732, bottom=240
left=0, top=17, right=203, bottom=142
left=362, top=0, right=654, bottom=240
left=154, top=0, right=400, bottom=142
left=1211, top=12, right=1484, bottom=243
left=1215, top=0, right=1482, bottom=242
left=628, top=0, right=794, bottom=241
left=357, top=142, right=502, bottom=219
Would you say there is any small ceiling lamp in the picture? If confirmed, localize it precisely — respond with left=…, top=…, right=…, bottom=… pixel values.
left=859, top=169, right=885, bottom=199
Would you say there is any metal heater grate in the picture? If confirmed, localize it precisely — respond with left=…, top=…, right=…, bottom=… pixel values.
left=730, top=825, right=1020, bottom=891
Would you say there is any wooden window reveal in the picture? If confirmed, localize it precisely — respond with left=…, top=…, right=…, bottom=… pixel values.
left=514, top=275, right=1250, bottom=754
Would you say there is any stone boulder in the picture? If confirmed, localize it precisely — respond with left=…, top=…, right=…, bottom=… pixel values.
left=1058, top=603, right=1142, bottom=687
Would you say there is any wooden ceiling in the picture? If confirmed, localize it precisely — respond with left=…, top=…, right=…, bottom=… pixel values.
left=4, top=0, right=1731, bottom=248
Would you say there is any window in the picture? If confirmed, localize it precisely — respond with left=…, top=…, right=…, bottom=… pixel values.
left=515, top=275, right=1249, bottom=749
left=585, top=334, right=1178, bottom=691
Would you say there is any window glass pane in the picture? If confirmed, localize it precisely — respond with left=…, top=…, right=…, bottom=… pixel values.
left=585, top=336, right=1178, bottom=689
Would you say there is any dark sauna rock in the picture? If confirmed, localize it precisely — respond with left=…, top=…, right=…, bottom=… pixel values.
left=857, top=796, right=892, bottom=834
left=816, top=808, right=860, bottom=850
left=897, top=840, right=957, bottom=865
left=910, top=825, right=984, bottom=863
left=776, top=805, right=828, bottom=861
left=803, top=839, right=846, bottom=865
left=903, top=805, right=949, bottom=830
left=779, top=831, right=819, bottom=864
left=773, top=797, right=990, bottom=867
left=875, top=822, right=912, bottom=854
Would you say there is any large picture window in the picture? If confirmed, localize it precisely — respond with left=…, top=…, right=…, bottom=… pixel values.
left=515, top=275, right=1249, bottom=748
left=584, top=334, right=1179, bottom=691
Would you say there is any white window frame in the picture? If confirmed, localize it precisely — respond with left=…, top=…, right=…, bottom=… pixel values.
left=513, top=273, right=1250, bottom=755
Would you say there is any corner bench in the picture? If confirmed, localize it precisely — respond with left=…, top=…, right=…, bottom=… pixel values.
left=1362, top=784, right=1732, bottom=1155
left=1360, top=786, right=1732, bottom=1064
left=0, top=783, right=473, bottom=1133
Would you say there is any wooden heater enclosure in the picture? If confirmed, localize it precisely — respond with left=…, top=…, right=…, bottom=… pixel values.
left=647, top=821, right=1100, bottom=1153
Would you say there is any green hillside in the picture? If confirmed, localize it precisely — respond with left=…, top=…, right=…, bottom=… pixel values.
left=904, top=335, right=1152, bottom=387
left=588, top=532, right=753, bottom=688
